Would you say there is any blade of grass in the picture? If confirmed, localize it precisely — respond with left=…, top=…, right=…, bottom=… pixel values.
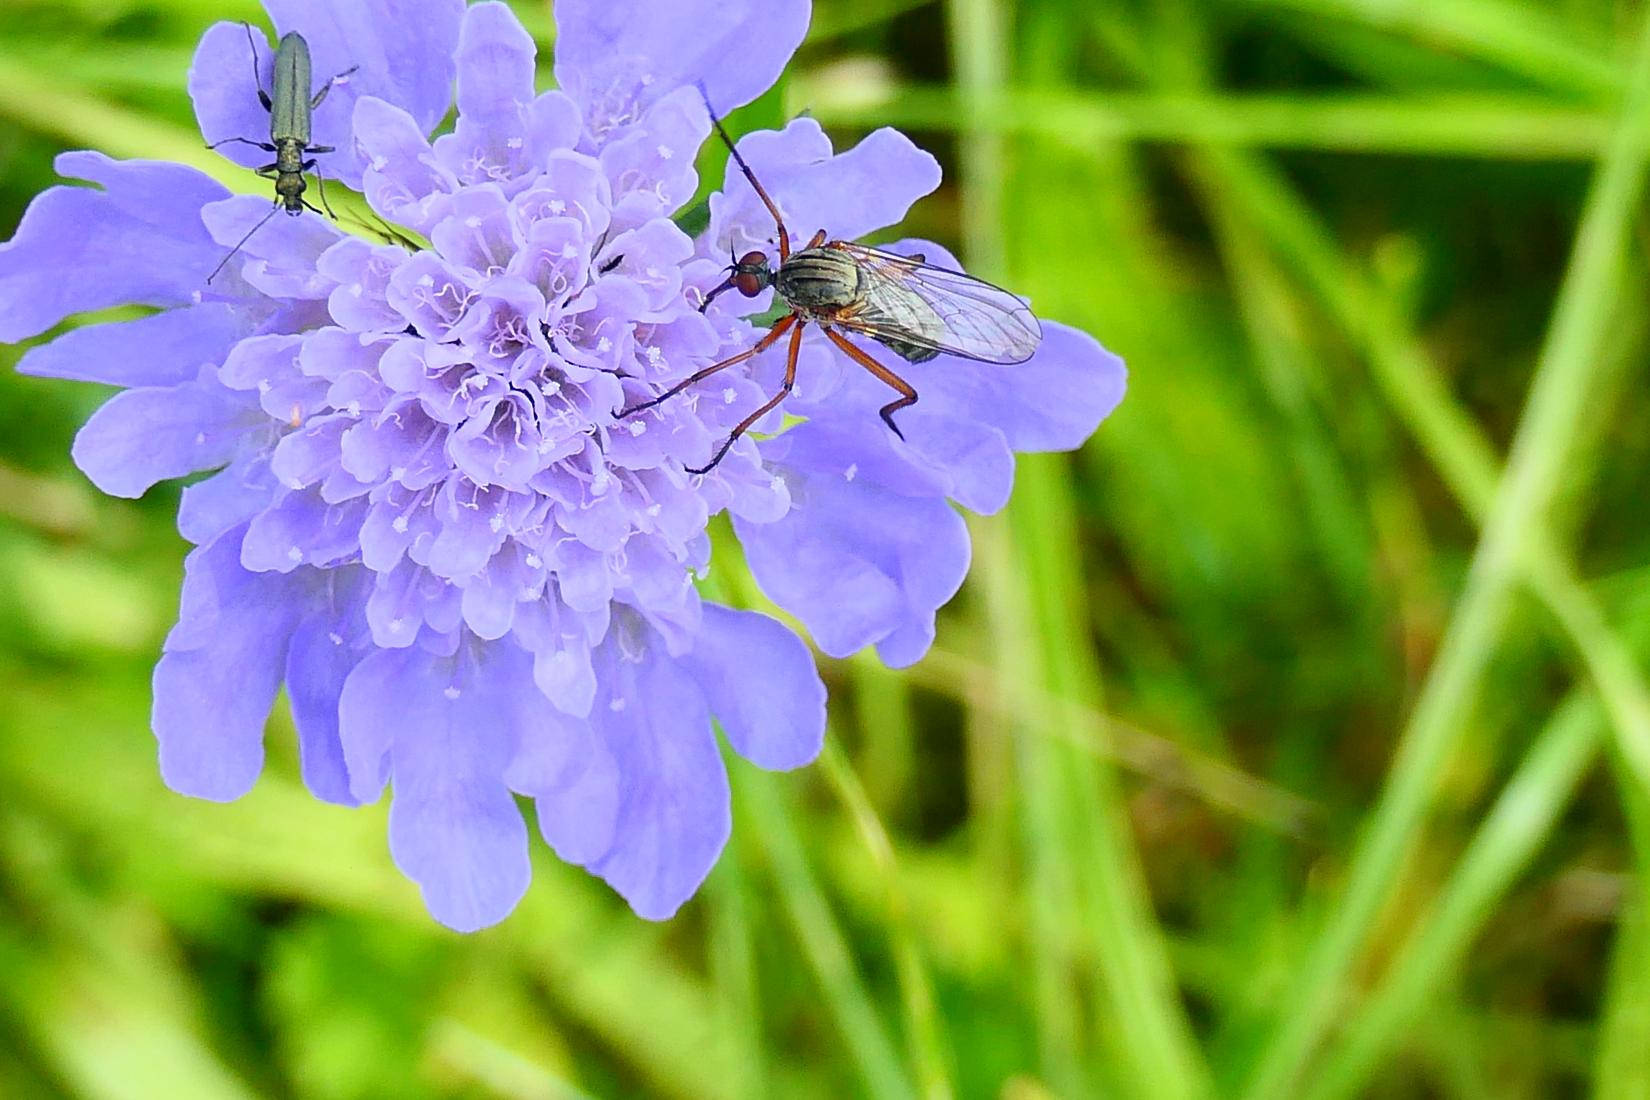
left=819, top=742, right=956, bottom=1100
left=705, top=830, right=767, bottom=1100
left=738, top=771, right=918, bottom=1100
left=1242, top=0, right=1623, bottom=100
left=912, top=647, right=1322, bottom=837
left=1594, top=900, right=1650, bottom=1100
left=951, top=0, right=1212, bottom=1095
left=1013, top=457, right=1218, bottom=1100
left=1236, top=11, right=1650, bottom=1095
left=946, top=1, right=1091, bottom=1089
left=796, top=83, right=1613, bottom=160
left=1299, top=580, right=1650, bottom=1099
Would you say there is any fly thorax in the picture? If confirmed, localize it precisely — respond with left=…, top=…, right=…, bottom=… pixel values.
left=775, top=248, right=862, bottom=310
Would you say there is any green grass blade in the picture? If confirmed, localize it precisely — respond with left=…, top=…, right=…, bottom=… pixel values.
left=1239, top=12, right=1650, bottom=1095
left=795, top=84, right=1612, bottom=160
left=1244, top=0, right=1622, bottom=99
left=819, top=742, right=956, bottom=1100
left=739, top=772, right=919, bottom=1100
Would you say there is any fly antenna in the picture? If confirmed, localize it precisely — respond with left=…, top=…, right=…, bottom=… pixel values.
left=695, top=81, right=791, bottom=261
left=207, top=202, right=281, bottom=284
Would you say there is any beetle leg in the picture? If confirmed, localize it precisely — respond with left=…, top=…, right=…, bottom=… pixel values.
left=805, top=229, right=828, bottom=249
left=311, top=65, right=360, bottom=109
left=822, top=328, right=919, bottom=440
left=239, top=24, right=272, bottom=111
left=619, top=313, right=800, bottom=418
left=254, top=163, right=280, bottom=178
left=209, top=136, right=278, bottom=153
left=690, top=317, right=807, bottom=475
left=306, top=165, right=340, bottom=219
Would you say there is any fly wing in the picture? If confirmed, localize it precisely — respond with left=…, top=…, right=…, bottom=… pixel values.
left=832, top=244, right=1043, bottom=364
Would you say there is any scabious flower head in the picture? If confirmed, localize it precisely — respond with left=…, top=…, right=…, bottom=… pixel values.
left=0, top=0, right=1125, bottom=930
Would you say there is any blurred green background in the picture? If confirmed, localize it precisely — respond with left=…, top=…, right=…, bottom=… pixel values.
left=5, top=0, right=1650, bottom=1097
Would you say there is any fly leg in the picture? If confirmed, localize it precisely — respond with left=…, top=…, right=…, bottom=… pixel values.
left=618, top=313, right=799, bottom=418
left=823, top=328, right=919, bottom=440
left=690, top=318, right=807, bottom=475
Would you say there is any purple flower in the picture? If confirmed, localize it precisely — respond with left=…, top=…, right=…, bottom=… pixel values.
left=0, top=0, right=1124, bottom=930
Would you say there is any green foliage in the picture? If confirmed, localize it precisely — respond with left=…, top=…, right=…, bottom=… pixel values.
left=4, top=0, right=1650, bottom=1096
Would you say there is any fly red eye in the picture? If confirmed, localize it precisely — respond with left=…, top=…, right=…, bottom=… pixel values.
left=738, top=250, right=767, bottom=268
left=735, top=272, right=764, bottom=297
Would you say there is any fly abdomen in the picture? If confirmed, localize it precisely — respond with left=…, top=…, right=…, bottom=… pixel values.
left=776, top=247, right=863, bottom=310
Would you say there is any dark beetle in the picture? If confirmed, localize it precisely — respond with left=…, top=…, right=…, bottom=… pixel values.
left=207, top=28, right=358, bottom=282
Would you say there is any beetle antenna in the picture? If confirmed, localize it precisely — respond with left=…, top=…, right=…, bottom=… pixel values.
left=696, top=81, right=791, bottom=260
left=207, top=202, right=281, bottom=284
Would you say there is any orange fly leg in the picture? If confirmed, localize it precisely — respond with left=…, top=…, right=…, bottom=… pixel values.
left=822, top=327, right=919, bottom=440
left=619, top=313, right=799, bottom=418
left=691, top=319, right=807, bottom=475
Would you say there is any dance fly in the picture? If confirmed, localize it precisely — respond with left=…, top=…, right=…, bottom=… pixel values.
left=206, top=28, right=358, bottom=283
left=618, top=87, right=1042, bottom=474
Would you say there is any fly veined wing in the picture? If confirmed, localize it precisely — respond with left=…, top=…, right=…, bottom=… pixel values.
left=830, top=243, right=1043, bottom=365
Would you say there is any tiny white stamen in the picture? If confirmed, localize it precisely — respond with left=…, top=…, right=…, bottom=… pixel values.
left=525, top=554, right=543, bottom=569
left=844, top=463, right=858, bottom=482
left=390, top=466, right=408, bottom=481
left=285, top=478, right=304, bottom=490
left=345, top=401, right=362, bottom=417
left=286, top=546, right=304, bottom=563
left=351, top=285, right=364, bottom=298
left=194, top=432, right=207, bottom=446
left=597, top=336, right=613, bottom=353
left=506, top=137, right=524, bottom=150
left=609, top=697, right=628, bottom=712
left=561, top=243, right=579, bottom=259
left=489, top=515, right=505, bottom=532
left=548, top=199, right=567, bottom=215
left=543, top=380, right=562, bottom=396
left=257, top=380, right=272, bottom=395
left=391, top=516, right=410, bottom=533
left=769, top=476, right=785, bottom=494
left=418, top=274, right=435, bottom=288
left=444, top=686, right=461, bottom=700
left=371, top=155, right=389, bottom=171
left=464, top=215, right=483, bottom=229
left=518, top=587, right=536, bottom=600
left=328, top=632, right=344, bottom=646
left=627, top=421, right=646, bottom=436
left=646, top=503, right=662, bottom=517
left=389, top=616, right=407, bottom=632
left=722, top=388, right=738, bottom=405
left=657, top=144, right=673, bottom=160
